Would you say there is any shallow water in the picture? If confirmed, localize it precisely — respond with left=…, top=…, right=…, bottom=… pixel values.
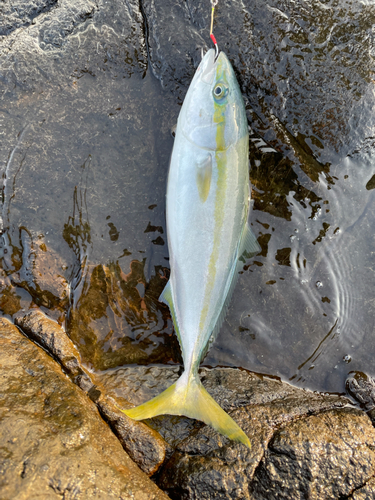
left=0, top=0, right=375, bottom=395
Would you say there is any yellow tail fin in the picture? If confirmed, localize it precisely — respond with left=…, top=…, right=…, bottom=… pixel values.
left=121, top=372, right=251, bottom=448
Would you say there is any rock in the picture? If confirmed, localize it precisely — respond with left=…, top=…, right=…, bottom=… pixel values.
left=350, top=477, right=375, bottom=499
left=14, top=308, right=170, bottom=476
left=18, top=233, right=70, bottom=308
left=346, top=371, right=375, bottom=411
left=97, top=365, right=182, bottom=407
left=96, top=394, right=171, bottom=477
left=97, top=364, right=374, bottom=499
left=0, top=317, right=169, bottom=499
left=0, top=269, right=24, bottom=316
left=67, top=262, right=181, bottom=371
left=14, top=308, right=88, bottom=379
left=250, top=409, right=375, bottom=500
left=0, top=0, right=59, bottom=37
left=143, top=0, right=375, bottom=162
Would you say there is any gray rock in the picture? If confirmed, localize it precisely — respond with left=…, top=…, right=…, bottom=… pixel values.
left=143, top=0, right=375, bottom=162
left=0, top=317, right=169, bottom=499
left=0, top=0, right=58, bottom=36
left=346, top=371, right=375, bottom=411
left=250, top=409, right=375, bottom=500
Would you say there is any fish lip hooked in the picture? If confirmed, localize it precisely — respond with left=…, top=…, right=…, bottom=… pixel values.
left=200, top=49, right=217, bottom=85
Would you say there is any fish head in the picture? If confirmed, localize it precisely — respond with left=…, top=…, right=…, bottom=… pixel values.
left=178, top=49, right=248, bottom=151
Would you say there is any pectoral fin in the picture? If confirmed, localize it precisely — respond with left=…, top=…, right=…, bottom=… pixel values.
left=196, top=154, right=212, bottom=203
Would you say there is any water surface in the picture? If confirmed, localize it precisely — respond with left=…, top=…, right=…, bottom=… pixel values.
left=0, top=0, right=375, bottom=396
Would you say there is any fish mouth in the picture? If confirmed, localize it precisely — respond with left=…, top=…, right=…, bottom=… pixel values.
left=200, top=50, right=230, bottom=85
left=200, top=49, right=217, bottom=84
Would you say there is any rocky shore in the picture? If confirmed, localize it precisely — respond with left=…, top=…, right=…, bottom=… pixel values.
left=1, top=309, right=375, bottom=499
left=1, top=0, right=375, bottom=498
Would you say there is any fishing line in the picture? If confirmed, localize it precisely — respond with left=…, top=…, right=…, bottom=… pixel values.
left=210, top=0, right=219, bottom=59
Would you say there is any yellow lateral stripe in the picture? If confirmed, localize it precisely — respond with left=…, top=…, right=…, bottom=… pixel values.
left=197, top=58, right=228, bottom=359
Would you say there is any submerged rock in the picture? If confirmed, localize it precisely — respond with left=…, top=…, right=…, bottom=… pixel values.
left=67, top=263, right=181, bottom=371
left=0, top=317, right=168, bottom=499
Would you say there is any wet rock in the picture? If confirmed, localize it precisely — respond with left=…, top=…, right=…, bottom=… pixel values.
left=250, top=409, right=375, bottom=500
left=0, top=0, right=147, bottom=89
left=346, top=371, right=375, bottom=423
left=350, top=477, right=375, bottom=499
left=13, top=308, right=170, bottom=476
left=0, top=270, right=24, bottom=316
left=141, top=0, right=206, bottom=100
left=97, top=364, right=372, bottom=499
left=97, top=394, right=171, bottom=476
left=97, top=365, right=182, bottom=407
left=0, top=227, right=69, bottom=310
left=67, top=263, right=180, bottom=371
left=346, top=371, right=375, bottom=411
left=0, top=317, right=169, bottom=499
left=14, top=308, right=87, bottom=379
left=143, top=0, right=375, bottom=162
left=156, top=370, right=353, bottom=499
left=0, top=0, right=58, bottom=36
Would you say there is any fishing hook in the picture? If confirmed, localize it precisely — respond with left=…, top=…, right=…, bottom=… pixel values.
left=210, top=0, right=219, bottom=60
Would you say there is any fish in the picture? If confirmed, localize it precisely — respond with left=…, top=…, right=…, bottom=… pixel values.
left=122, top=49, right=260, bottom=448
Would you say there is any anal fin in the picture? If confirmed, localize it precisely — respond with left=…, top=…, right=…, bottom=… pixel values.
left=159, top=281, right=185, bottom=358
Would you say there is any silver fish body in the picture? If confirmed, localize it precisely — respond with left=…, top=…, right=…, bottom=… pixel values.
left=166, top=49, right=251, bottom=374
left=123, top=49, right=259, bottom=448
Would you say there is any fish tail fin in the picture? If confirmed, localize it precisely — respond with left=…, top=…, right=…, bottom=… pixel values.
left=121, top=372, right=251, bottom=448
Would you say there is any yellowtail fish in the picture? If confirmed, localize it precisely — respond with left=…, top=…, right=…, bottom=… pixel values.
left=122, top=49, right=260, bottom=448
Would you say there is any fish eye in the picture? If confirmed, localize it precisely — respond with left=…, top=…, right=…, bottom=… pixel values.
left=213, top=83, right=228, bottom=101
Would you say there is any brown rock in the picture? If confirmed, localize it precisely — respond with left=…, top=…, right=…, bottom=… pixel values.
left=0, top=317, right=169, bottom=500
left=97, top=394, right=171, bottom=476
left=67, top=262, right=180, bottom=371
left=10, top=229, right=70, bottom=310
left=14, top=308, right=169, bottom=476
left=14, top=309, right=87, bottom=379
left=351, top=476, right=375, bottom=499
